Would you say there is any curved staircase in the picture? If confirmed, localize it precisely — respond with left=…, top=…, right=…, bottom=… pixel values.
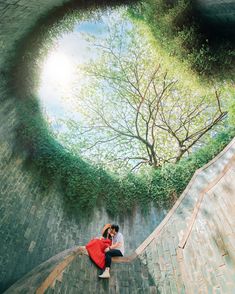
left=5, top=138, right=235, bottom=293
left=1, top=0, right=235, bottom=292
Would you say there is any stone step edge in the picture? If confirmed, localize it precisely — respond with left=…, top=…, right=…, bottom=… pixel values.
left=36, top=247, right=136, bottom=294
left=36, top=247, right=86, bottom=294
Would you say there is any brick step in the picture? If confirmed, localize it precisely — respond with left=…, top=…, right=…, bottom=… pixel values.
left=43, top=253, right=159, bottom=294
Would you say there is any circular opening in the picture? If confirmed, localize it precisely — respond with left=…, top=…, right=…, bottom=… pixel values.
left=36, top=5, right=230, bottom=174
left=12, top=1, right=235, bottom=216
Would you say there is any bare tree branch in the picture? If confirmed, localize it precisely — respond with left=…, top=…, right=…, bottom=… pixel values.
left=71, top=26, right=228, bottom=171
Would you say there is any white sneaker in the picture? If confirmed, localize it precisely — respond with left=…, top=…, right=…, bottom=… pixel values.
left=99, top=269, right=110, bottom=279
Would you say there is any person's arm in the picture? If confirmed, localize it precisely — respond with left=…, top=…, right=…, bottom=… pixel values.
left=106, top=234, right=123, bottom=251
left=105, top=242, right=121, bottom=252
left=109, top=242, right=122, bottom=250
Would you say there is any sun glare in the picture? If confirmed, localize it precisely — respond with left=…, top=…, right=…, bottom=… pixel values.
left=41, top=51, right=73, bottom=86
left=38, top=50, right=77, bottom=118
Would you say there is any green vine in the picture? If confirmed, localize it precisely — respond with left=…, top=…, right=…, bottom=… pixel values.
left=16, top=95, right=235, bottom=216
left=11, top=0, right=235, bottom=217
left=128, top=0, right=235, bottom=78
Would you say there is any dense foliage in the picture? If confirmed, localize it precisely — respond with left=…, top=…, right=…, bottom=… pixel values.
left=49, top=8, right=227, bottom=172
left=16, top=96, right=235, bottom=216
left=12, top=1, right=235, bottom=216
left=128, top=0, right=235, bottom=78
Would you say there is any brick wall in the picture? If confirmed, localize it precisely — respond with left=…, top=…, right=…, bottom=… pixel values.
left=0, top=80, right=165, bottom=291
left=0, top=1, right=167, bottom=292
left=0, top=0, right=234, bottom=293
left=5, top=139, right=235, bottom=293
left=0, top=86, right=164, bottom=292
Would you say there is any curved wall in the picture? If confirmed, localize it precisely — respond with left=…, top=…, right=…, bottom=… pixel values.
left=5, top=130, right=235, bottom=294
left=0, top=0, right=234, bottom=292
left=0, top=1, right=167, bottom=292
left=195, top=0, right=235, bottom=33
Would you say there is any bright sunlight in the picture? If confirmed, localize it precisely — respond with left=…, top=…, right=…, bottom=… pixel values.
left=41, top=51, right=73, bottom=86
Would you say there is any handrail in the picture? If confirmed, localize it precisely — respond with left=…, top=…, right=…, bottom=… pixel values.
left=36, top=247, right=88, bottom=294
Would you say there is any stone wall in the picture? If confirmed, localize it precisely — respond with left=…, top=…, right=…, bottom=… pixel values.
left=0, top=80, right=165, bottom=291
left=5, top=136, right=235, bottom=294
left=196, top=0, right=235, bottom=27
left=0, top=1, right=166, bottom=292
left=137, top=139, right=235, bottom=293
left=0, top=0, right=74, bottom=69
left=0, top=0, right=234, bottom=293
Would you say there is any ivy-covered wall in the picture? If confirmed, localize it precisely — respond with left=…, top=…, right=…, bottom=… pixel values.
left=0, top=78, right=166, bottom=292
left=0, top=1, right=167, bottom=292
left=0, top=0, right=234, bottom=293
left=0, top=86, right=167, bottom=292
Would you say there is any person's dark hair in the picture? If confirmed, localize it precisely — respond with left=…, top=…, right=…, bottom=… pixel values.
left=102, top=228, right=111, bottom=239
left=111, top=224, right=119, bottom=232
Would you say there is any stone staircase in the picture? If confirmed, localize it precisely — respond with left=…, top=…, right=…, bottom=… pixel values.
left=4, top=138, right=235, bottom=293
left=44, top=254, right=157, bottom=294
left=1, top=0, right=235, bottom=293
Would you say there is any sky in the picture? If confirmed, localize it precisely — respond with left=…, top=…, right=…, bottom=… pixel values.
left=38, top=20, right=107, bottom=122
left=38, top=8, right=132, bottom=132
left=37, top=7, right=144, bottom=171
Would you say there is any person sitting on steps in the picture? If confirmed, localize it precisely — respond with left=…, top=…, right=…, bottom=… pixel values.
left=85, top=223, right=113, bottom=270
left=99, top=224, right=124, bottom=279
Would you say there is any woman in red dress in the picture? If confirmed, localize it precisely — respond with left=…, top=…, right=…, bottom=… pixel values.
left=86, top=224, right=112, bottom=269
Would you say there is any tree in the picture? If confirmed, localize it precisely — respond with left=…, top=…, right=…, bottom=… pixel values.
left=60, top=12, right=227, bottom=171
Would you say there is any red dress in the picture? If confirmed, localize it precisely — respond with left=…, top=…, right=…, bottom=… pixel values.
left=86, top=238, right=112, bottom=269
